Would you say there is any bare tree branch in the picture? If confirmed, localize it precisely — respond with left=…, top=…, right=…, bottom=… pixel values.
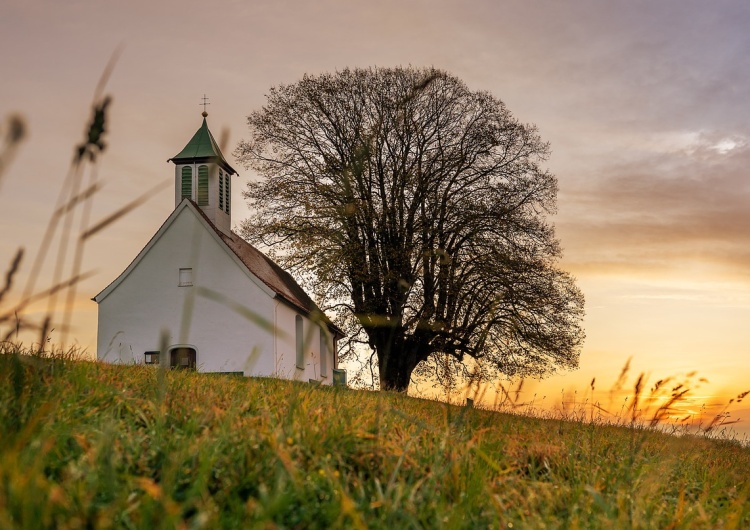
left=236, top=67, right=585, bottom=391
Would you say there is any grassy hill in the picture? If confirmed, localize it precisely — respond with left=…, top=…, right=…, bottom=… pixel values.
left=2, top=347, right=749, bottom=529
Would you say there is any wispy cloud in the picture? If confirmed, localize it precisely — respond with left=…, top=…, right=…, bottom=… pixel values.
left=559, top=134, right=750, bottom=279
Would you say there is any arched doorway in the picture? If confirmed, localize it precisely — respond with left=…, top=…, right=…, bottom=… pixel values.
left=170, top=347, right=196, bottom=370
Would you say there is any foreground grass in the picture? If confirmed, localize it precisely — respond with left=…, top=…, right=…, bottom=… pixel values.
left=1, top=349, right=750, bottom=529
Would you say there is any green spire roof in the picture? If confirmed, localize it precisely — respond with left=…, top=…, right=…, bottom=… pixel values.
left=169, top=116, right=237, bottom=175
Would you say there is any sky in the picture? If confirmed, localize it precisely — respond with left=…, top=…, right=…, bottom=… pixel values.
left=2, top=0, right=749, bottom=434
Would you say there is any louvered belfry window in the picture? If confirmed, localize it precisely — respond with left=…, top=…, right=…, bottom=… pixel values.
left=181, top=166, right=192, bottom=200
left=219, top=171, right=225, bottom=211
left=197, top=165, right=209, bottom=206
left=224, top=174, right=230, bottom=214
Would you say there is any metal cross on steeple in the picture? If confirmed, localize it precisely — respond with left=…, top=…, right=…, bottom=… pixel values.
left=199, top=94, right=210, bottom=116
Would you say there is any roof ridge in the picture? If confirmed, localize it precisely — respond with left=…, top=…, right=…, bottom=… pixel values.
left=188, top=201, right=344, bottom=336
left=94, top=199, right=342, bottom=337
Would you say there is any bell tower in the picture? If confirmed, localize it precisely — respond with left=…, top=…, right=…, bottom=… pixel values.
left=168, top=108, right=237, bottom=235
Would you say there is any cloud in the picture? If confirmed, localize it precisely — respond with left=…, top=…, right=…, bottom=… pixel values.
left=558, top=135, right=750, bottom=280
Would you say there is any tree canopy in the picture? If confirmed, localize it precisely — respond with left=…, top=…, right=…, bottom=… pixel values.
left=236, top=66, right=585, bottom=392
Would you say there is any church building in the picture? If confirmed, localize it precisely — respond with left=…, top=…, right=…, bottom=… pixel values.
left=94, top=111, right=344, bottom=384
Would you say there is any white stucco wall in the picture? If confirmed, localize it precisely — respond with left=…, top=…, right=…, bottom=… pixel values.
left=96, top=204, right=275, bottom=375
left=273, top=302, right=334, bottom=383
left=96, top=202, right=336, bottom=384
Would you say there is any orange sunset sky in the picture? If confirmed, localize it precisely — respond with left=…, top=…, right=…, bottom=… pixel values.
left=2, top=1, right=749, bottom=433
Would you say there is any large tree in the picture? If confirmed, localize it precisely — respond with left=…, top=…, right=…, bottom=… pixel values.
left=236, top=67, right=584, bottom=392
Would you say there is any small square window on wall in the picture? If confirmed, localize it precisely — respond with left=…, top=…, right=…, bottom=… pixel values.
left=144, top=351, right=160, bottom=365
left=179, top=268, right=193, bottom=287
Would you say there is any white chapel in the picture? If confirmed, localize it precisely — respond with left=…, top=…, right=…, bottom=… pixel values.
left=94, top=111, right=344, bottom=383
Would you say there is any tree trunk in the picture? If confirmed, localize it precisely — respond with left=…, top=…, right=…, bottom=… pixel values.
left=378, top=351, right=415, bottom=392
left=375, top=333, right=421, bottom=392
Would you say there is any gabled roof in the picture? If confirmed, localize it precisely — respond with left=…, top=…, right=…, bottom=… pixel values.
left=94, top=200, right=343, bottom=338
left=188, top=201, right=342, bottom=333
left=168, top=117, right=237, bottom=175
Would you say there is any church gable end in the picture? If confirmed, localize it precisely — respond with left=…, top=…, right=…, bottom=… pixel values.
left=94, top=109, right=344, bottom=385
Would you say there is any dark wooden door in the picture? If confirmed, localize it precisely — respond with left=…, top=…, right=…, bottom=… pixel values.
left=170, top=347, right=196, bottom=370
